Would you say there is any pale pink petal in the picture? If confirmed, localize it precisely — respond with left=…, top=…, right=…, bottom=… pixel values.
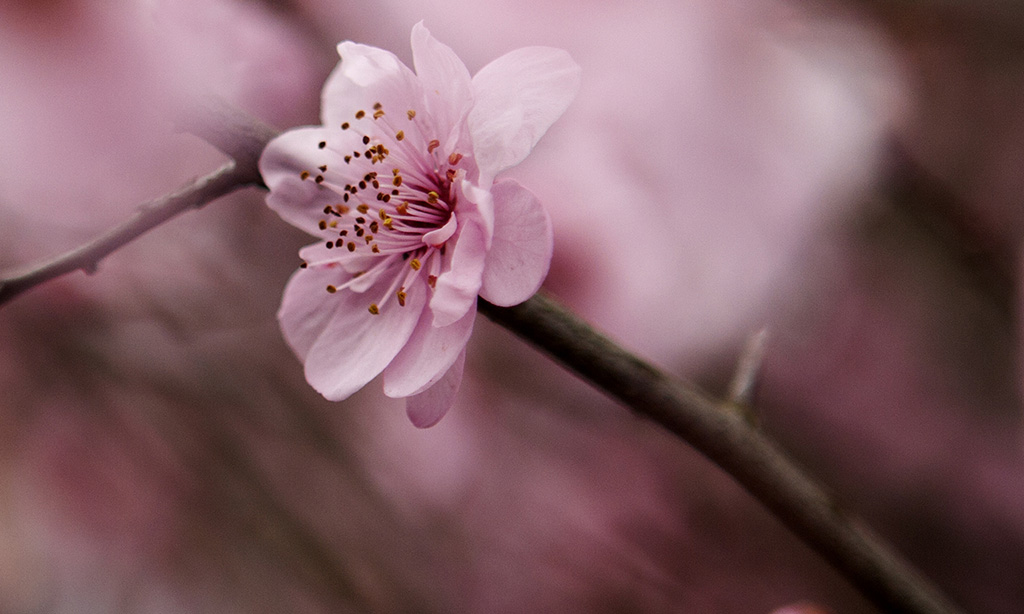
left=301, top=275, right=427, bottom=401
left=410, top=22, right=472, bottom=150
left=405, top=349, right=466, bottom=429
left=277, top=264, right=347, bottom=359
left=468, top=47, right=581, bottom=182
left=422, top=214, right=457, bottom=246
left=429, top=217, right=488, bottom=327
left=479, top=179, right=553, bottom=306
left=259, top=127, right=348, bottom=232
left=321, top=41, right=420, bottom=129
left=458, top=179, right=495, bottom=242
left=383, top=305, right=476, bottom=397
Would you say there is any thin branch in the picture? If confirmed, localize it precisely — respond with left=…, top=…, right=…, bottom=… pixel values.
left=0, top=101, right=279, bottom=307
left=0, top=101, right=965, bottom=614
left=479, top=295, right=965, bottom=614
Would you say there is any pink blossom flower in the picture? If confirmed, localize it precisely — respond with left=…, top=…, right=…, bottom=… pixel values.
left=259, top=23, right=579, bottom=427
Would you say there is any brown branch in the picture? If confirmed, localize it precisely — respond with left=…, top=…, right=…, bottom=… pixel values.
left=0, top=101, right=965, bottom=614
left=0, top=102, right=279, bottom=307
left=479, top=295, right=965, bottom=614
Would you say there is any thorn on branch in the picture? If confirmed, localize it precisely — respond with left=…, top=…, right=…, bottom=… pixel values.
left=726, top=327, right=770, bottom=421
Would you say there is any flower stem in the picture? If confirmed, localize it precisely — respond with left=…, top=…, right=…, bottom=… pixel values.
left=478, top=294, right=964, bottom=614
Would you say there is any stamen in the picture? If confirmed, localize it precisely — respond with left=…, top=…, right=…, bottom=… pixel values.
left=396, top=288, right=407, bottom=306
left=410, top=258, right=422, bottom=271
left=396, top=130, right=405, bottom=141
left=341, top=122, right=350, bottom=130
left=428, top=139, right=440, bottom=153
left=326, top=285, right=337, bottom=293
left=368, top=303, right=380, bottom=315
left=448, top=152, right=462, bottom=165
left=407, top=110, right=416, bottom=120
left=355, top=110, right=366, bottom=119
left=319, top=141, right=327, bottom=149
left=300, top=171, right=310, bottom=180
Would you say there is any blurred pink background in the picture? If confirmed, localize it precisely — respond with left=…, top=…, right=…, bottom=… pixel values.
left=1, top=0, right=1022, bottom=612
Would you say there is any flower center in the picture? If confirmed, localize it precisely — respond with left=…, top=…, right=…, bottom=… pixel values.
left=297, top=101, right=467, bottom=314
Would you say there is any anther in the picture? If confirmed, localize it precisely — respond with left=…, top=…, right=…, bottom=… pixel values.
left=362, top=135, right=370, bottom=145
left=319, top=141, right=327, bottom=149
left=326, top=241, right=334, bottom=249
left=341, top=122, right=350, bottom=130
left=428, top=139, right=440, bottom=153
left=393, top=176, right=403, bottom=187
left=318, top=220, right=327, bottom=230
left=318, top=165, right=327, bottom=172
left=300, top=171, right=310, bottom=180
left=347, top=242, right=356, bottom=252
left=368, top=303, right=380, bottom=315
left=427, top=191, right=439, bottom=204
left=315, top=175, right=324, bottom=184
left=396, top=288, right=407, bottom=306
left=410, top=258, right=422, bottom=271
left=427, top=275, right=438, bottom=288
left=373, top=102, right=383, bottom=110
left=326, top=285, right=337, bottom=293
left=396, top=130, right=405, bottom=141
left=355, top=110, right=366, bottom=119
left=407, top=110, right=416, bottom=120
left=357, top=204, right=370, bottom=214
left=373, top=109, right=385, bottom=119
left=448, top=152, right=462, bottom=165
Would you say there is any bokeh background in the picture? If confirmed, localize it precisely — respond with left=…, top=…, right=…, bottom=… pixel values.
left=1, top=0, right=1022, bottom=612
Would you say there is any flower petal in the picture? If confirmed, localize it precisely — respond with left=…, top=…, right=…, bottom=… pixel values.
left=410, top=22, right=472, bottom=151
left=259, top=127, right=350, bottom=233
left=468, top=47, right=581, bottom=182
left=277, top=264, right=347, bottom=359
left=321, top=40, right=420, bottom=131
left=421, top=213, right=457, bottom=247
left=429, top=216, right=488, bottom=327
left=479, top=180, right=553, bottom=306
left=298, top=273, right=427, bottom=401
left=383, top=305, right=475, bottom=398
left=405, top=349, right=466, bottom=428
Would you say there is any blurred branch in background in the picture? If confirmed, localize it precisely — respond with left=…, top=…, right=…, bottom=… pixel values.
left=0, top=100, right=968, bottom=614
